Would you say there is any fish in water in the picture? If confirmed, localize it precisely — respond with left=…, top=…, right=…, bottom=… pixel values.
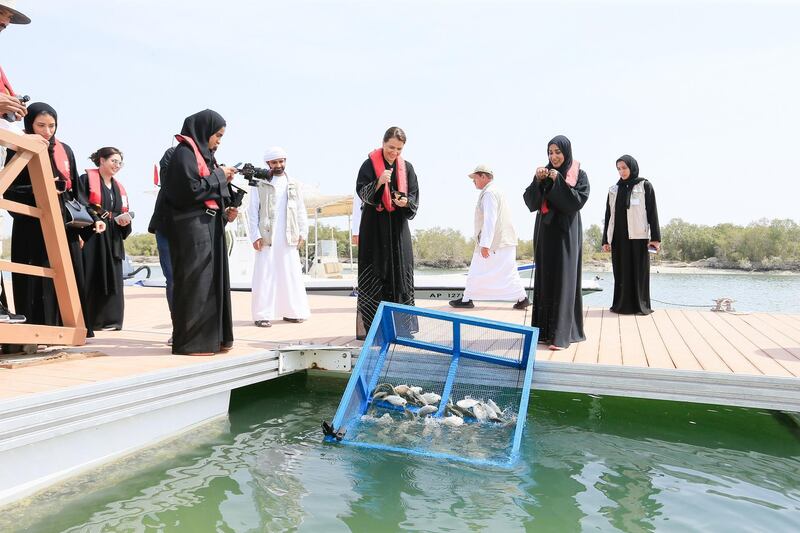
left=384, top=395, right=407, bottom=407
left=372, top=391, right=389, bottom=401
left=420, top=392, right=441, bottom=405
left=456, top=397, right=479, bottom=410
left=486, top=399, right=502, bottom=417
left=471, top=402, right=488, bottom=422
left=442, top=415, right=464, bottom=427
left=393, top=384, right=411, bottom=396
left=372, top=383, right=395, bottom=397
left=417, top=405, right=438, bottom=417
left=409, top=386, right=423, bottom=394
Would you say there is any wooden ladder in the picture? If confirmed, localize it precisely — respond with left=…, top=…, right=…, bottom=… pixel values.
left=0, top=129, right=86, bottom=346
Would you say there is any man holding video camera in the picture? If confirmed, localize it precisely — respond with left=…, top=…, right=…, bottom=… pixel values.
left=0, top=1, right=49, bottom=324
left=247, top=146, right=309, bottom=328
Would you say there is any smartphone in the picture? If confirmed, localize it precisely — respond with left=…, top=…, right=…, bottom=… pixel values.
left=648, top=244, right=658, bottom=254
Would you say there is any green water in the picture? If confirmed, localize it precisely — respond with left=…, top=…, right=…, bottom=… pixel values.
left=3, top=374, right=799, bottom=532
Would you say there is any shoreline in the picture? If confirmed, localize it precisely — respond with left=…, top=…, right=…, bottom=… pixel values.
left=127, top=256, right=800, bottom=276
left=584, top=259, right=800, bottom=276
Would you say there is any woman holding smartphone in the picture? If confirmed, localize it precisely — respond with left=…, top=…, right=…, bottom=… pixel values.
left=79, top=147, right=132, bottom=330
left=602, top=154, right=661, bottom=315
left=4, top=102, right=93, bottom=332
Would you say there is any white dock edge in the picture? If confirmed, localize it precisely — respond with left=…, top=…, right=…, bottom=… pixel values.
left=532, top=360, right=800, bottom=412
left=0, top=350, right=293, bottom=506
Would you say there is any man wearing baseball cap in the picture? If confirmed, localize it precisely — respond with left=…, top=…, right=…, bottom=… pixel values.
left=449, top=164, right=529, bottom=310
left=0, top=1, right=32, bottom=125
left=0, top=1, right=45, bottom=324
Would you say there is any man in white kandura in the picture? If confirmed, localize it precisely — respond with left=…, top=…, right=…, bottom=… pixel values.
left=248, top=146, right=310, bottom=327
left=449, top=165, right=530, bottom=310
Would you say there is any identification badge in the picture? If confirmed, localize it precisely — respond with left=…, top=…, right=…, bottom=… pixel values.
left=630, top=198, right=641, bottom=206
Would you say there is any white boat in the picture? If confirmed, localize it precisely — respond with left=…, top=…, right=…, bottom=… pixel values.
left=139, top=189, right=602, bottom=300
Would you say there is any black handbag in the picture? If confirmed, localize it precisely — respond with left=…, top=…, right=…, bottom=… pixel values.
left=63, top=197, right=94, bottom=228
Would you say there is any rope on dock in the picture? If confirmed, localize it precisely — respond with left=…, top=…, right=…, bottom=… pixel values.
left=651, top=298, right=709, bottom=308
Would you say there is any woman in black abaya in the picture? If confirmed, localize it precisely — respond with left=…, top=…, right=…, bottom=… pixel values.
left=79, top=147, right=132, bottom=331
left=523, top=135, right=589, bottom=350
left=163, top=109, right=237, bottom=356
left=4, top=102, right=94, bottom=335
left=602, top=155, right=661, bottom=315
left=355, top=126, right=419, bottom=340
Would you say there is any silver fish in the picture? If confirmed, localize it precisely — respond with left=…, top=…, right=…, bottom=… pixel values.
left=471, top=402, right=489, bottom=422
left=442, top=415, right=464, bottom=427
left=417, top=405, right=438, bottom=417
left=420, top=392, right=441, bottom=405
left=456, top=398, right=479, bottom=410
left=384, top=395, right=407, bottom=407
left=486, top=399, right=502, bottom=416
left=372, top=383, right=395, bottom=396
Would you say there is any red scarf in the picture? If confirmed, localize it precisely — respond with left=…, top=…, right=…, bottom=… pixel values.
left=86, top=168, right=129, bottom=212
left=52, top=139, right=72, bottom=190
left=175, top=134, right=219, bottom=210
left=0, top=66, right=15, bottom=96
left=369, top=148, right=407, bottom=212
left=541, top=160, right=579, bottom=215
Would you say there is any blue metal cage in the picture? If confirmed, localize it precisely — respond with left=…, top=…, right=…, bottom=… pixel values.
left=325, top=302, right=539, bottom=468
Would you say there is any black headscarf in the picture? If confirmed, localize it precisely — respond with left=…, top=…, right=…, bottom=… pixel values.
left=545, top=135, right=574, bottom=174
left=179, top=109, right=226, bottom=165
left=615, top=154, right=645, bottom=209
left=23, top=102, right=68, bottom=182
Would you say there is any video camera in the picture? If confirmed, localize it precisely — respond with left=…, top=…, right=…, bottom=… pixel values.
left=2, top=95, right=30, bottom=122
left=228, top=183, right=247, bottom=208
left=237, top=162, right=273, bottom=186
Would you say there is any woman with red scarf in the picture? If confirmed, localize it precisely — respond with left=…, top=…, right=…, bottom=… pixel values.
left=78, top=146, right=132, bottom=331
left=355, top=126, right=419, bottom=340
left=4, top=102, right=93, bottom=334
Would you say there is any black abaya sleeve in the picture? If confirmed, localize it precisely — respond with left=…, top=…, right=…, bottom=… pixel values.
left=543, top=170, right=590, bottom=214
left=356, top=159, right=381, bottom=206
left=400, top=161, right=419, bottom=220
left=602, top=193, right=612, bottom=246
left=644, top=180, right=661, bottom=241
left=164, top=145, right=227, bottom=210
left=523, top=179, right=546, bottom=212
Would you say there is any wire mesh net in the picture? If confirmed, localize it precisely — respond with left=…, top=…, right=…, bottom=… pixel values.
left=326, top=302, right=538, bottom=467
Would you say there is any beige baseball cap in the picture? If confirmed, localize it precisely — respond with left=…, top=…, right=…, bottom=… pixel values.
left=468, top=164, right=494, bottom=179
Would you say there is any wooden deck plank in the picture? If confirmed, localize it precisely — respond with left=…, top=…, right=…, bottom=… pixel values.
left=699, top=312, right=792, bottom=377
left=633, top=313, right=674, bottom=369
left=737, top=314, right=800, bottom=361
left=755, top=313, right=800, bottom=344
left=573, top=308, right=602, bottom=364
left=618, top=314, right=648, bottom=367
left=650, top=311, right=703, bottom=370
left=684, top=311, right=760, bottom=375
left=716, top=313, right=800, bottom=377
left=665, top=309, right=731, bottom=373
left=598, top=309, right=622, bottom=365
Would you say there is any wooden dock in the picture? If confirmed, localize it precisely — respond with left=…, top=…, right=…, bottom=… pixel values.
left=1, top=285, right=799, bottom=504
left=1, top=286, right=799, bottom=409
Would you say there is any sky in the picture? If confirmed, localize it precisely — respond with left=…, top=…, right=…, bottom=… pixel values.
left=2, top=0, right=798, bottom=239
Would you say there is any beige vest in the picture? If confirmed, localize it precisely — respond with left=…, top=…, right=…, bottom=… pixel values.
left=606, top=181, right=650, bottom=243
left=257, top=175, right=303, bottom=246
left=474, top=182, right=517, bottom=251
